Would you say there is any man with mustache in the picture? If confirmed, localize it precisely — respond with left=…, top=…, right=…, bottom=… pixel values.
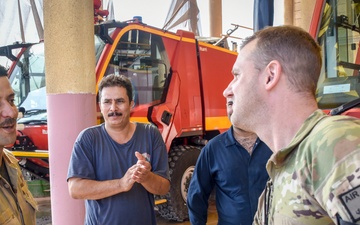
left=0, top=65, right=37, bottom=224
left=187, top=96, right=272, bottom=225
left=67, top=74, right=170, bottom=225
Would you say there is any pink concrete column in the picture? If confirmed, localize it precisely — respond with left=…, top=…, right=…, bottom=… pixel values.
left=43, top=1, right=96, bottom=224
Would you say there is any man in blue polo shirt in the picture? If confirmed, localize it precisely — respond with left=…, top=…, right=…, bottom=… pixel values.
left=187, top=97, right=272, bottom=225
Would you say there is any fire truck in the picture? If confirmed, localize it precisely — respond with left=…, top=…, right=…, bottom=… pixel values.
left=1, top=0, right=360, bottom=221
left=0, top=17, right=236, bottom=222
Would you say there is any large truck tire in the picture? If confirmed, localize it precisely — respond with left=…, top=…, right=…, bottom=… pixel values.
left=155, top=145, right=201, bottom=222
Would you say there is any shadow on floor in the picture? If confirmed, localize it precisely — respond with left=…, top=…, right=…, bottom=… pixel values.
left=35, top=197, right=218, bottom=225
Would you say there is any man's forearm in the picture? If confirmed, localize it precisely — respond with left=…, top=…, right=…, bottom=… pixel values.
left=140, top=172, right=170, bottom=195
left=68, top=177, right=134, bottom=200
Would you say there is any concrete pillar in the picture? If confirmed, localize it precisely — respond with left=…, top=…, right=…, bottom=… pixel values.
left=284, top=0, right=294, bottom=25
left=209, top=0, right=222, bottom=37
left=293, top=0, right=317, bottom=31
left=43, top=0, right=97, bottom=224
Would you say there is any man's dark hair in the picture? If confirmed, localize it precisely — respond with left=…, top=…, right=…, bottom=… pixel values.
left=0, top=65, right=8, bottom=77
left=98, top=74, right=133, bottom=103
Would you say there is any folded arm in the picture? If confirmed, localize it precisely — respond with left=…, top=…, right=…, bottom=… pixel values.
left=68, top=164, right=137, bottom=200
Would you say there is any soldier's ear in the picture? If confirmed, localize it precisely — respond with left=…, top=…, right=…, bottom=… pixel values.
left=264, top=60, right=281, bottom=91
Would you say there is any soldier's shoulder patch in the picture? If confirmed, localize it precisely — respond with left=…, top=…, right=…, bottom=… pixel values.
left=339, top=185, right=360, bottom=222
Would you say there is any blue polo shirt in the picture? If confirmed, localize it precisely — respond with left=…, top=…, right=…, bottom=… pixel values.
left=187, top=127, right=272, bottom=225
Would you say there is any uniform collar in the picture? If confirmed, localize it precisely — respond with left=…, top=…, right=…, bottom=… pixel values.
left=266, top=109, right=327, bottom=174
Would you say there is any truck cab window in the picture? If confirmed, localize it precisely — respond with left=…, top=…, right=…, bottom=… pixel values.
left=316, top=0, right=360, bottom=109
left=104, top=29, right=170, bottom=107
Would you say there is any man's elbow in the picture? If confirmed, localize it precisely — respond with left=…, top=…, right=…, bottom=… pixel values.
left=68, top=189, right=82, bottom=199
left=67, top=178, right=82, bottom=199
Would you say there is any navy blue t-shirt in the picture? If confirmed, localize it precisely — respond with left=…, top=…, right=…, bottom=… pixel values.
left=67, top=123, right=169, bottom=225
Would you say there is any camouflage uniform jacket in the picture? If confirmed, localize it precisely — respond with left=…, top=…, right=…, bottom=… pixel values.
left=0, top=149, right=37, bottom=224
left=253, top=109, right=360, bottom=225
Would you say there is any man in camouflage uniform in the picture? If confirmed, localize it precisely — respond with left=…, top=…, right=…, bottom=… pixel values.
left=223, top=25, right=360, bottom=224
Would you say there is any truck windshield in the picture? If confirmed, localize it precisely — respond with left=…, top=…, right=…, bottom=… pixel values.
left=101, top=29, right=170, bottom=107
left=317, top=0, right=360, bottom=109
left=9, top=43, right=46, bottom=110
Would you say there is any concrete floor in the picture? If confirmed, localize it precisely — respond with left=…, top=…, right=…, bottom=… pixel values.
left=35, top=197, right=52, bottom=225
left=35, top=197, right=218, bottom=225
left=156, top=200, right=218, bottom=225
